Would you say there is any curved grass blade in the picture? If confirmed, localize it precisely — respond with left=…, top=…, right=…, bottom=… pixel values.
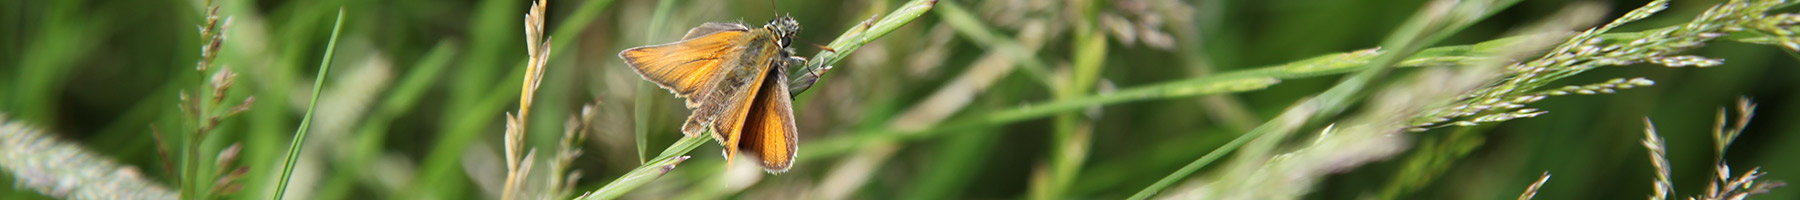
left=272, top=7, right=345, bottom=200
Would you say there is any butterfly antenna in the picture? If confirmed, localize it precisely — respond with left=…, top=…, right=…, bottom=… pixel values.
left=769, top=0, right=781, bottom=16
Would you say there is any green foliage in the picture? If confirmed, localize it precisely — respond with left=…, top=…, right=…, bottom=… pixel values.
left=2, top=0, right=1799, bottom=199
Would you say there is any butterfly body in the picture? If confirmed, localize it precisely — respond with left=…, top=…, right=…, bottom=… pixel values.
left=619, top=16, right=804, bottom=173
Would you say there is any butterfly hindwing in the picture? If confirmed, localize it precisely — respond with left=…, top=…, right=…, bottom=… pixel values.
left=703, top=53, right=774, bottom=168
left=738, top=61, right=799, bottom=172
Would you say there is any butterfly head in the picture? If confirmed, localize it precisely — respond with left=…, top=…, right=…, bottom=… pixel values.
left=765, top=14, right=800, bottom=48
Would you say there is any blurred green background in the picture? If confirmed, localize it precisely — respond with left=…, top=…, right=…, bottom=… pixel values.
left=2, top=0, right=1796, bottom=199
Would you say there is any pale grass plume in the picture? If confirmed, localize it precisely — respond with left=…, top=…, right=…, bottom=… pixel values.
left=1409, top=0, right=1798, bottom=131
left=1693, top=98, right=1784, bottom=200
left=1643, top=98, right=1784, bottom=200
left=1643, top=119, right=1674, bottom=200
left=543, top=100, right=599, bottom=199
left=1518, top=172, right=1551, bottom=200
left=2, top=115, right=178, bottom=199
left=502, top=0, right=554, bottom=199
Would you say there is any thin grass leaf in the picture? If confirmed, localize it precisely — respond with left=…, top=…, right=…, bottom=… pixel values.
left=791, top=0, right=938, bottom=95
left=272, top=7, right=345, bottom=200
left=575, top=136, right=707, bottom=200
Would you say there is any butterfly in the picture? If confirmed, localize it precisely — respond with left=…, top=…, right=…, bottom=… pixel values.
left=619, top=15, right=807, bottom=173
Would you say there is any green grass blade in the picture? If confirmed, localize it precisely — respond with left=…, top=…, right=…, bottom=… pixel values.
left=316, top=41, right=459, bottom=199
left=272, top=7, right=345, bottom=200
left=575, top=135, right=707, bottom=200
left=790, top=0, right=937, bottom=95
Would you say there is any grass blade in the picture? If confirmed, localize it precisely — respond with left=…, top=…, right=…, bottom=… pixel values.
left=575, top=136, right=707, bottom=200
left=272, top=7, right=345, bottom=200
left=789, top=0, right=937, bottom=96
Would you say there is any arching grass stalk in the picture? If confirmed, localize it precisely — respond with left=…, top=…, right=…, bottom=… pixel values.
left=574, top=135, right=705, bottom=200
left=271, top=7, right=344, bottom=200
left=790, top=0, right=938, bottom=95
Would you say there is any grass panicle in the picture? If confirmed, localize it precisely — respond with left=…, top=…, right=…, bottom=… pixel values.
left=1644, top=119, right=1674, bottom=200
left=1644, top=98, right=1785, bottom=200
left=408, top=0, right=617, bottom=196
left=1695, top=98, right=1785, bottom=200
left=501, top=0, right=553, bottom=199
left=1373, top=2, right=1607, bottom=197
left=1409, top=0, right=1794, bottom=131
left=175, top=2, right=257, bottom=199
left=1518, top=172, right=1552, bottom=200
left=1, top=115, right=178, bottom=199
left=1126, top=0, right=1516, bottom=197
left=546, top=101, right=599, bottom=199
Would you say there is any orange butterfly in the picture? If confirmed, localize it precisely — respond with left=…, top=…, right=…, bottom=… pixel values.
left=619, top=15, right=806, bottom=173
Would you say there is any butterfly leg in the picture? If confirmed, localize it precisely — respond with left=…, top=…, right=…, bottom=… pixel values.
left=786, top=56, right=832, bottom=97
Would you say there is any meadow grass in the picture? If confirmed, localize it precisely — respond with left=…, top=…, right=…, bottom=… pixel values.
left=4, top=0, right=1800, bottom=199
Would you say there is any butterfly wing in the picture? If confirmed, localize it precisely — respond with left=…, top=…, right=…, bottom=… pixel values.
left=618, top=26, right=750, bottom=107
left=682, top=23, right=751, bottom=40
left=623, top=21, right=798, bottom=172
left=737, top=63, right=799, bottom=172
left=700, top=32, right=794, bottom=171
left=702, top=53, right=771, bottom=170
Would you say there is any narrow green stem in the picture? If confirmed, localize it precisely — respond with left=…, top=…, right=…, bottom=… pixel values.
left=576, top=135, right=708, bottom=200
left=272, top=8, right=344, bottom=200
left=790, top=0, right=937, bottom=95
left=634, top=0, right=683, bottom=165
left=1039, top=8, right=1108, bottom=199
left=1122, top=112, right=1299, bottom=200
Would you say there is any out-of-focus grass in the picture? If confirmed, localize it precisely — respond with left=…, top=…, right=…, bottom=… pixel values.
left=3, top=0, right=1800, bottom=199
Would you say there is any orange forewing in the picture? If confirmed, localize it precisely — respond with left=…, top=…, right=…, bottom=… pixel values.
left=618, top=29, right=746, bottom=106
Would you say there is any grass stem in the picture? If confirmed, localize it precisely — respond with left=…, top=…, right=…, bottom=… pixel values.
left=272, top=7, right=344, bottom=200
